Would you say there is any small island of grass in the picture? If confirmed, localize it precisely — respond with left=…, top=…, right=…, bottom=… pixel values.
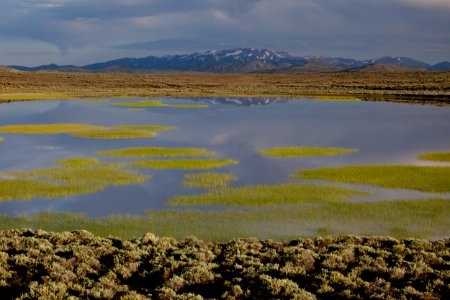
left=169, top=183, right=367, bottom=206
left=113, top=99, right=208, bottom=108
left=419, top=151, right=450, bottom=162
left=294, top=165, right=450, bottom=193
left=130, top=159, right=238, bottom=170
left=258, top=146, right=358, bottom=157
left=98, top=147, right=216, bottom=157
left=112, top=125, right=176, bottom=131
left=182, top=172, right=237, bottom=189
left=71, top=131, right=157, bottom=139
left=0, top=124, right=108, bottom=134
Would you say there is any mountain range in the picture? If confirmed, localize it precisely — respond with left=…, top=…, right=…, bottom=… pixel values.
left=7, top=48, right=450, bottom=73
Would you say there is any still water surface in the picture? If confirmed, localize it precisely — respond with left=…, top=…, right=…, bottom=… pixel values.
left=0, top=97, right=449, bottom=216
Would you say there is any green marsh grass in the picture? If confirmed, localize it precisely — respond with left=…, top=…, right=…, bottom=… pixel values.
left=258, top=146, right=358, bottom=157
left=127, top=108, right=144, bottom=111
left=55, top=158, right=102, bottom=168
left=295, top=165, right=450, bottom=193
left=0, top=198, right=447, bottom=240
left=0, top=124, right=108, bottom=134
left=309, top=96, right=361, bottom=102
left=419, top=152, right=450, bottom=162
left=112, top=125, right=176, bottom=131
left=0, top=136, right=3, bottom=142
left=113, top=99, right=208, bottom=108
left=0, top=166, right=149, bottom=202
left=169, top=183, right=368, bottom=206
left=130, top=159, right=238, bottom=170
left=98, top=147, right=216, bottom=157
left=71, top=131, right=157, bottom=139
left=182, top=172, right=237, bottom=189
left=0, top=93, right=70, bottom=101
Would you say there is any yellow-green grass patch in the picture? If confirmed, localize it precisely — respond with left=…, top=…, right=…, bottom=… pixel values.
left=294, top=165, right=450, bottom=193
left=1, top=198, right=447, bottom=240
left=1, top=167, right=149, bottom=202
left=258, top=146, right=358, bottom=157
left=0, top=124, right=108, bottom=134
left=55, top=158, right=102, bottom=168
left=127, top=108, right=144, bottom=111
left=169, top=183, right=368, bottom=206
left=0, top=93, right=70, bottom=101
left=309, top=96, right=361, bottom=102
left=182, top=172, right=237, bottom=189
left=419, top=152, right=450, bottom=162
left=0, top=136, right=3, bottom=142
left=113, top=99, right=208, bottom=108
left=71, top=131, right=157, bottom=139
left=130, top=159, right=238, bottom=170
left=98, top=147, right=216, bottom=157
left=112, top=125, right=176, bottom=131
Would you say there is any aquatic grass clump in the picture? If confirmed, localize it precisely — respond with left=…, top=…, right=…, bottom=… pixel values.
left=309, top=96, right=361, bottom=102
left=130, top=159, right=238, bottom=170
left=0, top=136, right=3, bottom=142
left=98, top=147, right=216, bottom=157
left=0, top=166, right=149, bottom=202
left=259, top=146, right=358, bottom=157
left=294, top=165, right=450, bottom=193
left=182, top=172, right=237, bottom=189
left=0, top=124, right=108, bottom=134
left=55, top=158, right=102, bottom=168
left=71, top=131, right=157, bottom=139
left=169, top=183, right=367, bottom=206
left=112, top=125, right=176, bottom=131
left=113, top=99, right=208, bottom=108
left=419, top=152, right=450, bottom=162
left=127, top=108, right=144, bottom=111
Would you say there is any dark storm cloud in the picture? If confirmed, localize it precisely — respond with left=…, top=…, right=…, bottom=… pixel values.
left=0, top=0, right=449, bottom=64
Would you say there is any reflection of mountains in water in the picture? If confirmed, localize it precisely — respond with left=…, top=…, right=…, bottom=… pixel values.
left=191, top=97, right=290, bottom=107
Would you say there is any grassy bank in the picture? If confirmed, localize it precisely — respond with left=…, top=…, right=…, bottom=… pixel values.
left=0, top=230, right=448, bottom=299
left=1, top=71, right=450, bottom=104
left=1, top=198, right=448, bottom=240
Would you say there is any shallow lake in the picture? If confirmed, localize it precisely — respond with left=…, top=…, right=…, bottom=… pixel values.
left=1, top=97, right=450, bottom=217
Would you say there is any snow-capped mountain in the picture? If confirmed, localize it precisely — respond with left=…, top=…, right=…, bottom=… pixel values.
left=9, top=48, right=450, bottom=72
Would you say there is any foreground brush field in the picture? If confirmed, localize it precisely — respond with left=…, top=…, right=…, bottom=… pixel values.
left=0, top=71, right=450, bottom=104
left=0, top=230, right=448, bottom=299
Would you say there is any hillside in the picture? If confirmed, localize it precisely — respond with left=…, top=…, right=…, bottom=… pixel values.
left=8, top=48, right=450, bottom=73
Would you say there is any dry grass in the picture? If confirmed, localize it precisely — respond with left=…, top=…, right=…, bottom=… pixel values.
left=419, top=152, right=450, bottom=162
left=1, top=71, right=449, bottom=104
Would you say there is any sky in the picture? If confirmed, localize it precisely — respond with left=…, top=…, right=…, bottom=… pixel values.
left=0, top=0, right=449, bottom=66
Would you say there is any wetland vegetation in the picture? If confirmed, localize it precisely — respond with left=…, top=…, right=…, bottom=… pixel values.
left=71, top=131, right=157, bottom=139
left=419, top=151, right=450, bottom=162
left=129, top=158, right=239, bottom=170
left=0, top=162, right=149, bottom=202
left=0, top=123, right=108, bottom=134
left=294, top=165, right=450, bottom=193
left=0, top=198, right=448, bottom=239
left=169, top=183, right=368, bottom=206
left=258, top=146, right=358, bottom=157
left=182, top=172, right=237, bottom=189
left=112, top=125, right=176, bottom=131
left=98, top=147, right=216, bottom=157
